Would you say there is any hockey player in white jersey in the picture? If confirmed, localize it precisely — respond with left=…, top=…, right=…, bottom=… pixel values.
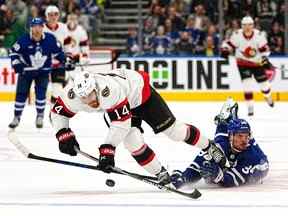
left=65, top=14, right=89, bottom=64
left=50, top=69, right=227, bottom=185
left=65, top=14, right=90, bottom=79
left=221, top=16, right=274, bottom=116
left=44, top=5, right=72, bottom=103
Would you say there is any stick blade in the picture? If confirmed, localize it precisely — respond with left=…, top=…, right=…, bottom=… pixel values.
left=7, top=130, right=30, bottom=157
left=189, top=188, right=202, bottom=199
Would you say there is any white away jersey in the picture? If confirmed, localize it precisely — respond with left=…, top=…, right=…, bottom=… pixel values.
left=44, top=22, right=70, bottom=47
left=66, top=25, right=89, bottom=57
left=51, top=68, right=151, bottom=146
left=225, top=29, right=270, bottom=67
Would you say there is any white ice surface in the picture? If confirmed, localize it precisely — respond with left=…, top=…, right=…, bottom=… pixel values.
left=0, top=101, right=287, bottom=215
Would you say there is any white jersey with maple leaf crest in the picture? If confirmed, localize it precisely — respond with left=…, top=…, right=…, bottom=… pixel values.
left=51, top=68, right=151, bottom=147
left=224, top=29, right=270, bottom=67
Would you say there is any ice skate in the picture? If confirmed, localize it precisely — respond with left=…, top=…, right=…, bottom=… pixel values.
left=8, top=116, right=20, bottom=129
left=265, top=96, right=274, bottom=108
left=156, top=167, right=171, bottom=186
left=36, top=115, right=44, bottom=128
left=248, top=105, right=254, bottom=116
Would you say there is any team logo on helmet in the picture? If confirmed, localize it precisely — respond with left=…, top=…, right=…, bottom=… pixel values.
left=101, top=86, right=110, bottom=97
left=68, top=88, right=75, bottom=99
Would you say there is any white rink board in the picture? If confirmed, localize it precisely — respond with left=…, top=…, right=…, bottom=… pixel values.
left=0, top=101, right=288, bottom=216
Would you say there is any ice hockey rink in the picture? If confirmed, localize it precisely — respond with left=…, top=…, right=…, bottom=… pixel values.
left=0, top=101, right=287, bottom=215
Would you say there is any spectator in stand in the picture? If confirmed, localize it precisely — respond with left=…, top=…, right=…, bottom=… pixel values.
left=150, top=25, right=171, bottom=55
left=185, top=15, right=205, bottom=49
left=63, top=0, right=80, bottom=16
left=255, top=0, right=277, bottom=19
left=204, top=35, right=218, bottom=56
left=142, top=19, right=155, bottom=54
left=175, top=31, right=194, bottom=56
left=270, top=36, right=284, bottom=55
left=146, top=4, right=166, bottom=31
left=274, top=2, right=284, bottom=26
left=34, top=0, right=57, bottom=18
left=224, top=19, right=240, bottom=39
left=78, top=0, right=100, bottom=32
left=126, top=27, right=140, bottom=56
left=1, top=8, right=26, bottom=48
left=268, top=21, right=284, bottom=55
left=205, top=25, right=219, bottom=53
left=170, top=0, right=190, bottom=17
left=193, top=4, right=210, bottom=31
left=164, top=18, right=180, bottom=46
left=6, top=0, right=27, bottom=20
left=167, top=5, right=185, bottom=32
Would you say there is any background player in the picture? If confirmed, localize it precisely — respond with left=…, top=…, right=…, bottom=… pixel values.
left=221, top=16, right=274, bottom=116
left=8, top=17, right=65, bottom=129
left=44, top=5, right=71, bottom=103
left=171, top=100, right=269, bottom=188
left=50, top=69, right=227, bottom=185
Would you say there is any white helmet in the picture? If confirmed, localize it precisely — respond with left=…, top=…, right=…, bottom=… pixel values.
left=45, top=5, right=60, bottom=17
left=73, top=72, right=97, bottom=98
left=241, top=16, right=254, bottom=25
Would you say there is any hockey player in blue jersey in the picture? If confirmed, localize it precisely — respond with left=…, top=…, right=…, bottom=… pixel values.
left=8, top=17, right=66, bottom=129
left=171, top=99, right=269, bottom=188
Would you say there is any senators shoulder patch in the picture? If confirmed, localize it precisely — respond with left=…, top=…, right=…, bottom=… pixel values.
left=68, top=88, right=75, bottom=99
left=101, top=86, right=110, bottom=97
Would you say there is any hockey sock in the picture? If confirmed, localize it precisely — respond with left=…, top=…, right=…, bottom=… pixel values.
left=131, top=144, right=162, bottom=175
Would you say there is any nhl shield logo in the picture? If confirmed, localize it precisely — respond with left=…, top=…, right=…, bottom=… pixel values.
left=101, top=86, right=110, bottom=97
left=68, top=88, right=75, bottom=99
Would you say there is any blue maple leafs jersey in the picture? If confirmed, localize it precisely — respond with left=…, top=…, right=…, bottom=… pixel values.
left=9, top=32, right=65, bottom=74
left=182, top=122, right=269, bottom=187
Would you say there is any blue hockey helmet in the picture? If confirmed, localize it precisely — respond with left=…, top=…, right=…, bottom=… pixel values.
left=30, top=17, right=45, bottom=27
left=227, top=118, right=251, bottom=135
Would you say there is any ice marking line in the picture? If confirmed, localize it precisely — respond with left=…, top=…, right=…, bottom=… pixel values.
left=0, top=203, right=288, bottom=208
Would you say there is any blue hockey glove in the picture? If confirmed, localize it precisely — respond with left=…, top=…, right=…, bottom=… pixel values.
left=200, top=161, right=223, bottom=184
left=171, top=170, right=185, bottom=189
left=13, top=64, right=25, bottom=74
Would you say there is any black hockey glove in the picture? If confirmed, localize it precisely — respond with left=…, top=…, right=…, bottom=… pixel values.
left=220, top=48, right=230, bottom=59
left=56, top=128, right=80, bottom=156
left=200, top=161, right=223, bottom=184
left=98, top=144, right=115, bottom=173
left=261, top=56, right=273, bottom=69
left=65, top=54, right=76, bottom=71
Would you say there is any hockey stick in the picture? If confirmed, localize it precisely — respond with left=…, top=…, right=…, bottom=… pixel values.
left=74, top=147, right=202, bottom=199
left=7, top=131, right=105, bottom=171
left=76, top=50, right=121, bottom=67
left=75, top=147, right=158, bottom=181
left=7, top=131, right=156, bottom=180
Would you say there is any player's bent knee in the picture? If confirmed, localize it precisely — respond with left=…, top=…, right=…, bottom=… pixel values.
left=123, top=127, right=145, bottom=153
left=162, top=120, right=187, bottom=141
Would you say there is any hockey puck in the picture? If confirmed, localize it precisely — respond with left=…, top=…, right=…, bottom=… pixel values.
left=105, top=179, right=115, bottom=187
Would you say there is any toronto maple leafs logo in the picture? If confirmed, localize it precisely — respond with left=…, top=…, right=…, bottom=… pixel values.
left=30, top=50, right=47, bottom=69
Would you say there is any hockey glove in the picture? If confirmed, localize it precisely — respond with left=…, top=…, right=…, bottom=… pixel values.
left=204, top=140, right=228, bottom=169
left=56, top=128, right=80, bottom=156
left=200, top=161, right=223, bottom=184
left=220, top=48, right=230, bottom=59
left=171, top=170, right=185, bottom=189
left=65, top=54, right=76, bottom=71
left=13, top=64, right=25, bottom=75
left=261, top=56, right=273, bottom=69
left=98, top=144, right=116, bottom=173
